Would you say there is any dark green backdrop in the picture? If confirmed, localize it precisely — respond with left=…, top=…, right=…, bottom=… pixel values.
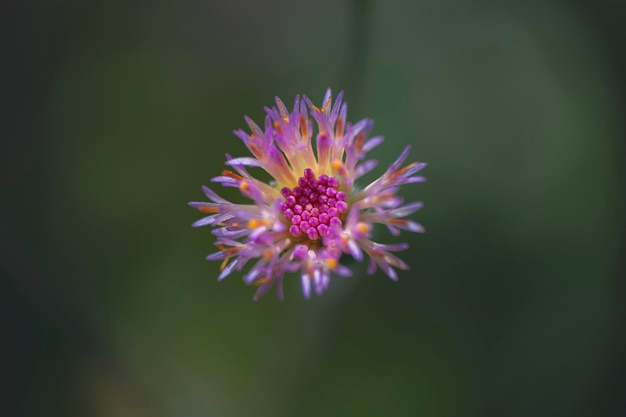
left=3, top=1, right=625, bottom=416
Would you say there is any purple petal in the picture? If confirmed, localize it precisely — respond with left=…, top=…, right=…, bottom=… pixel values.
left=188, top=201, right=217, bottom=209
left=330, top=90, right=344, bottom=117
left=201, top=186, right=229, bottom=204
left=301, top=273, right=311, bottom=299
left=355, top=160, right=378, bottom=178
left=212, top=227, right=248, bottom=238
left=206, top=251, right=225, bottom=261
left=391, top=202, right=424, bottom=217
left=388, top=145, right=411, bottom=173
left=218, top=259, right=239, bottom=281
left=405, top=221, right=425, bottom=233
left=192, top=215, right=219, bottom=227
left=226, top=157, right=263, bottom=167
left=211, top=176, right=239, bottom=186
left=405, top=176, right=427, bottom=184
left=379, top=243, right=409, bottom=252
left=362, top=136, right=384, bottom=153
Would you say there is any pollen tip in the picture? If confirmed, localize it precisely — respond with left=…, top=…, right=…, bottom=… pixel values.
left=199, top=206, right=219, bottom=213
left=356, top=222, right=370, bottom=234
left=253, top=276, right=270, bottom=287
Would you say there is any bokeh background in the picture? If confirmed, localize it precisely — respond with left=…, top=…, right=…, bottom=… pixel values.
left=3, top=0, right=626, bottom=416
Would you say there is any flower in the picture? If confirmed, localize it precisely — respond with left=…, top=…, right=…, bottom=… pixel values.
left=189, top=89, right=426, bottom=300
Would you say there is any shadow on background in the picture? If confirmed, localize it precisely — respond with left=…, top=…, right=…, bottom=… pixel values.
left=2, top=0, right=625, bottom=416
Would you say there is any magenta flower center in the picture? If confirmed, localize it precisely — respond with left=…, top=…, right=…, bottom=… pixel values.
left=279, top=168, right=348, bottom=241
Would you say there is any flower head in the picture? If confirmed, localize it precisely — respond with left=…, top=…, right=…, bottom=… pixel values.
left=189, top=89, right=426, bottom=300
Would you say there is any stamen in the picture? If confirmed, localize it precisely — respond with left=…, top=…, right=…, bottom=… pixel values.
left=321, top=94, right=332, bottom=114
left=245, top=116, right=264, bottom=138
left=336, top=116, right=344, bottom=138
left=331, top=160, right=346, bottom=177
left=300, top=114, right=308, bottom=138
left=280, top=170, right=347, bottom=241
left=252, top=276, right=270, bottom=287
left=248, top=219, right=267, bottom=229
left=355, top=132, right=364, bottom=153
left=222, top=170, right=244, bottom=181
left=276, top=97, right=290, bottom=122
left=392, top=162, right=420, bottom=178
left=199, top=206, right=219, bottom=213
left=273, top=121, right=283, bottom=135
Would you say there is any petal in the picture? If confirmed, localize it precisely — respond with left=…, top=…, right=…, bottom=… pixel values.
left=201, top=185, right=229, bottom=204
left=390, top=202, right=424, bottom=217
left=226, top=157, right=263, bottom=167
left=192, top=215, right=220, bottom=227
left=362, top=136, right=384, bottom=153
left=301, top=273, right=311, bottom=299
left=218, top=259, right=239, bottom=281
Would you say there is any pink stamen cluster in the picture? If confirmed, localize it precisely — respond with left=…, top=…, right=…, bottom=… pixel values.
left=280, top=168, right=348, bottom=241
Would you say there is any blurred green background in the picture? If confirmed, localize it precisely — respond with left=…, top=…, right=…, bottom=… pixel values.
left=3, top=0, right=626, bottom=416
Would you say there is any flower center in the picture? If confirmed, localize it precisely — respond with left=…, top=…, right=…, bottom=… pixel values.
left=279, top=168, right=347, bottom=240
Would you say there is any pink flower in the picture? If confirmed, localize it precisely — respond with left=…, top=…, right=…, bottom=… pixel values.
left=189, top=89, right=426, bottom=300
